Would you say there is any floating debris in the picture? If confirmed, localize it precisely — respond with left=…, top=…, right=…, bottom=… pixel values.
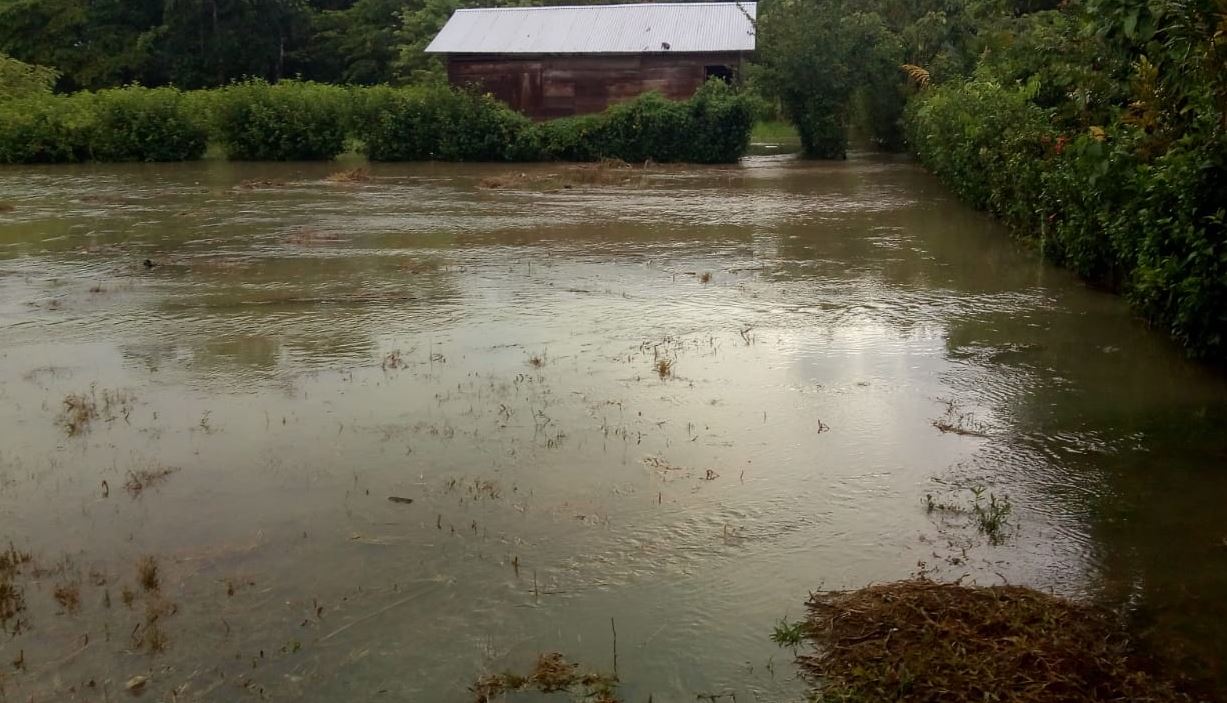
left=479, top=159, right=650, bottom=191
left=125, top=466, right=179, bottom=497
left=326, top=168, right=370, bottom=183
left=125, top=675, right=148, bottom=693
left=932, top=399, right=990, bottom=437
left=471, top=652, right=619, bottom=703
left=236, top=179, right=288, bottom=190
left=281, top=227, right=343, bottom=246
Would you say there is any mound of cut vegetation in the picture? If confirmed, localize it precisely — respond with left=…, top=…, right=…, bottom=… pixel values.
left=795, top=579, right=1204, bottom=703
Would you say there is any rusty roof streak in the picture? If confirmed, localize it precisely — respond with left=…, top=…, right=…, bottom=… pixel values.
left=425, top=2, right=757, bottom=54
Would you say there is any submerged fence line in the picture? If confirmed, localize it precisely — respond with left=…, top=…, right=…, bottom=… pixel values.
left=0, top=79, right=754, bottom=165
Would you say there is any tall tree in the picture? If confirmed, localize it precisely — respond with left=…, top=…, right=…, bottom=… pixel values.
left=145, top=0, right=314, bottom=88
left=295, top=0, right=405, bottom=84
left=0, top=51, right=58, bottom=97
left=0, top=0, right=162, bottom=89
left=755, top=0, right=902, bottom=157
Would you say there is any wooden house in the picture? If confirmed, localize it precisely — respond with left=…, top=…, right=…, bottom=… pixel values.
left=425, top=2, right=756, bottom=120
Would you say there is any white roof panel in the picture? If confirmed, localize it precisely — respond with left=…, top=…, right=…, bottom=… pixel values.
left=425, top=2, right=756, bottom=54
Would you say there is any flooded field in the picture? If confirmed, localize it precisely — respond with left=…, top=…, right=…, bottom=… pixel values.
left=1, top=154, right=1225, bottom=701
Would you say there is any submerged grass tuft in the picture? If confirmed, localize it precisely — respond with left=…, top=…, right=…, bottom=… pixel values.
left=927, top=486, right=1015, bottom=545
left=125, top=465, right=179, bottom=497
left=795, top=579, right=1195, bottom=703
left=326, top=167, right=370, bottom=183
left=57, top=386, right=134, bottom=435
left=0, top=543, right=33, bottom=635
left=137, top=555, right=159, bottom=592
left=53, top=582, right=81, bottom=613
left=471, top=652, right=619, bottom=703
left=770, top=617, right=806, bottom=647
left=655, top=358, right=674, bottom=379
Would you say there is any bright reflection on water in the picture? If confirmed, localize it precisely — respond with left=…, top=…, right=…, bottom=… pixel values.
left=0, top=154, right=1225, bottom=700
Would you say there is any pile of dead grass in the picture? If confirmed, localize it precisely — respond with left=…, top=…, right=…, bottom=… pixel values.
left=797, top=579, right=1199, bottom=702
left=471, top=652, right=618, bottom=702
left=326, top=167, right=370, bottom=183
left=479, top=159, right=650, bottom=191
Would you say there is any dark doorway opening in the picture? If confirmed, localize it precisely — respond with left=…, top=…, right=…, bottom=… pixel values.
left=704, top=65, right=734, bottom=83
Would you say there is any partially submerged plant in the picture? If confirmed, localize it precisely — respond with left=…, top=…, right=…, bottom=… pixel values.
left=326, top=167, right=369, bottom=183
left=932, top=398, right=990, bottom=437
left=471, top=652, right=619, bottom=703
left=53, top=582, right=81, bottom=613
left=0, top=543, right=32, bottom=635
left=137, top=556, right=159, bottom=592
left=925, top=487, right=1015, bottom=545
left=124, top=465, right=179, bottom=497
left=59, top=392, right=98, bottom=435
left=655, top=358, right=674, bottom=379
left=770, top=617, right=806, bottom=648
left=970, top=487, right=1012, bottom=545
left=57, top=386, right=134, bottom=435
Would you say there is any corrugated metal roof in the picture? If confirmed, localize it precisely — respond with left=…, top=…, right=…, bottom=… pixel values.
left=425, top=2, right=756, bottom=54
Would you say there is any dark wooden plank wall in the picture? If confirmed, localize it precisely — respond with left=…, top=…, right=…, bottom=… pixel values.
left=445, top=52, right=745, bottom=120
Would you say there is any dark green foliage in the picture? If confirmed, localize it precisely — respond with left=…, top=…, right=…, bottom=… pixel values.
left=292, top=0, right=403, bottom=85
left=355, top=84, right=539, bottom=162
left=536, top=115, right=607, bottom=162
left=0, top=86, right=205, bottom=164
left=87, top=87, right=207, bottom=162
left=0, top=51, right=58, bottom=99
left=209, top=80, right=349, bottom=161
left=542, top=81, right=753, bottom=164
left=908, top=79, right=1227, bottom=359
left=0, top=93, right=93, bottom=164
left=355, top=81, right=755, bottom=164
left=755, top=0, right=903, bottom=158
left=900, top=0, right=1227, bottom=358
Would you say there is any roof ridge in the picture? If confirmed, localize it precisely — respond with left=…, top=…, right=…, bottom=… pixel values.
left=453, top=1, right=754, bottom=11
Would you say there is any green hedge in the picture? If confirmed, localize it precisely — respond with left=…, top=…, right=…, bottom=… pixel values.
left=0, top=93, right=92, bottom=163
left=907, top=80, right=1227, bottom=359
left=88, top=87, right=207, bottom=161
left=353, top=84, right=538, bottom=161
left=0, top=80, right=755, bottom=165
left=0, top=87, right=205, bottom=164
left=355, top=79, right=754, bottom=164
left=540, top=81, right=754, bottom=164
left=209, top=80, right=349, bottom=161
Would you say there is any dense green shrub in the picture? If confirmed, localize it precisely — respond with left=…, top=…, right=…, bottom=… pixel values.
left=209, top=80, right=348, bottom=160
left=538, top=81, right=752, bottom=164
left=87, top=87, right=207, bottom=162
left=0, top=93, right=93, bottom=164
left=0, top=86, right=207, bottom=164
left=536, top=114, right=605, bottom=162
left=355, top=84, right=538, bottom=161
left=355, top=80, right=754, bottom=164
left=0, top=52, right=58, bottom=100
left=907, top=79, right=1227, bottom=359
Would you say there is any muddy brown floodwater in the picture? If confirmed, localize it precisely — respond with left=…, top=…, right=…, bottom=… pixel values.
left=1, top=154, right=1225, bottom=701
